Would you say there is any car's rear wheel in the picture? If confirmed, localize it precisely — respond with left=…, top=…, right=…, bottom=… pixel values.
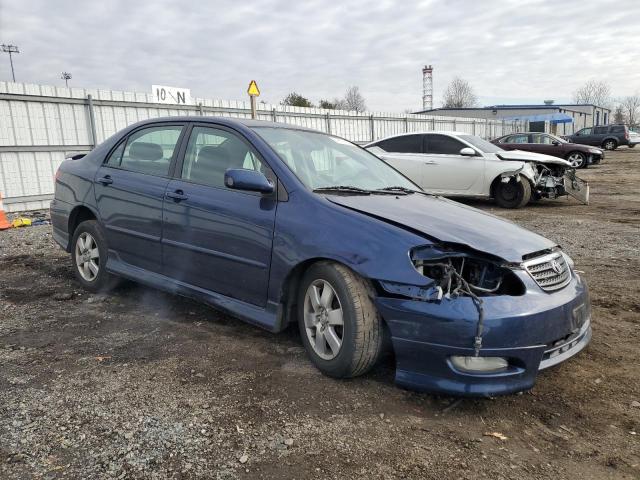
left=71, top=220, right=117, bottom=292
left=298, top=262, right=383, bottom=378
left=629, top=144, right=635, bottom=149
left=494, top=177, right=531, bottom=209
left=602, top=139, right=617, bottom=150
left=566, top=151, right=587, bottom=169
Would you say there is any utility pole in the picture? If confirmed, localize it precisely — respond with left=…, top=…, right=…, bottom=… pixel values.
left=61, top=72, right=72, bottom=87
left=1, top=44, right=20, bottom=82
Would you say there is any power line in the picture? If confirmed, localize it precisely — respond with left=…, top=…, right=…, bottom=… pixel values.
left=1, top=44, right=20, bottom=82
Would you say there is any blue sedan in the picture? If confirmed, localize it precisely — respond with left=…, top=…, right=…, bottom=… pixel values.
left=50, top=117, right=592, bottom=396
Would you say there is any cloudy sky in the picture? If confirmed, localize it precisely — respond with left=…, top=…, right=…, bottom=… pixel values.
left=1, top=0, right=639, bottom=112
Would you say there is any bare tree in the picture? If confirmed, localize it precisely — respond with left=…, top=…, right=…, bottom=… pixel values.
left=620, top=94, right=640, bottom=126
left=572, top=80, right=612, bottom=108
left=342, top=86, right=367, bottom=112
left=442, top=77, right=478, bottom=108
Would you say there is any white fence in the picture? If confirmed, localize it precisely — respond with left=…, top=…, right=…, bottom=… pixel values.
left=0, top=82, right=524, bottom=211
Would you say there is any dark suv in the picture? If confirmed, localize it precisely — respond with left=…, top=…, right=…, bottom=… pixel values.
left=566, top=124, right=629, bottom=151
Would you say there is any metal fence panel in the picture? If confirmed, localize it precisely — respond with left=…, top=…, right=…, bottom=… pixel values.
left=0, top=81, right=523, bottom=211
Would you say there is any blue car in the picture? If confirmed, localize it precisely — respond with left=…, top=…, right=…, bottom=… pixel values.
left=51, top=117, right=592, bottom=396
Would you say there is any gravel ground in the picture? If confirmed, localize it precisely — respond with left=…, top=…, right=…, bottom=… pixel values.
left=1, top=147, right=639, bottom=479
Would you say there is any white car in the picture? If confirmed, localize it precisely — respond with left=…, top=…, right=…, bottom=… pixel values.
left=629, top=130, right=639, bottom=148
left=365, top=132, right=588, bottom=208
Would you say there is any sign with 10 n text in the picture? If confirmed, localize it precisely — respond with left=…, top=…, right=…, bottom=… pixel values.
left=152, top=85, right=192, bottom=105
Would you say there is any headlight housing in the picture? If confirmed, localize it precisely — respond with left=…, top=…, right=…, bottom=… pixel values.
left=588, top=148, right=602, bottom=154
left=410, top=246, right=525, bottom=297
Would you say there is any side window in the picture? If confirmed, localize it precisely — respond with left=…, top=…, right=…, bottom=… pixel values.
left=425, top=135, right=465, bottom=155
left=610, top=126, right=625, bottom=133
left=593, top=126, right=608, bottom=134
left=531, top=134, right=552, bottom=144
left=181, top=126, right=263, bottom=188
left=504, top=134, right=529, bottom=144
left=375, top=135, right=423, bottom=153
left=110, top=125, right=183, bottom=176
left=577, top=128, right=591, bottom=135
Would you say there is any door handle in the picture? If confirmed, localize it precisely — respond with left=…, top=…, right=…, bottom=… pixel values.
left=424, top=161, right=438, bottom=165
left=166, top=190, right=188, bottom=201
left=97, top=175, right=113, bottom=185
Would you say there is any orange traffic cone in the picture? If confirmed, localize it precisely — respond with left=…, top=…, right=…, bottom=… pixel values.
left=0, top=193, right=12, bottom=230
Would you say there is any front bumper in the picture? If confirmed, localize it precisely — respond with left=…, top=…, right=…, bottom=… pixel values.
left=376, top=271, right=591, bottom=397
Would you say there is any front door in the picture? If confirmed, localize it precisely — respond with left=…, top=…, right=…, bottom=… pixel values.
left=419, top=134, right=485, bottom=194
left=161, top=125, right=277, bottom=307
left=94, top=124, right=185, bottom=273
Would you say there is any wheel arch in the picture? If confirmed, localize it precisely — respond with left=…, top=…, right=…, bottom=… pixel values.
left=489, top=171, right=534, bottom=198
left=277, top=256, right=378, bottom=328
left=601, top=137, right=618, bottom=148
left=66, top=205, right=98, bottom=251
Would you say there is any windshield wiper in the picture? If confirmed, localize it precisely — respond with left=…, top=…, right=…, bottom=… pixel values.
left=313, top=185, right=371, bottom=194
left=377, top=186, right=417, bottom=194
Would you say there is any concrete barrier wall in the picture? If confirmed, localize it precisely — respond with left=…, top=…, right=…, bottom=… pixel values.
left=0, top=82, right=523, bottom=212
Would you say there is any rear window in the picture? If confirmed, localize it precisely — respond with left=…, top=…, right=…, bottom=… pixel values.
left=374, top=135, right=423, bottom=153
left=610, top=125, right=626, bottom=133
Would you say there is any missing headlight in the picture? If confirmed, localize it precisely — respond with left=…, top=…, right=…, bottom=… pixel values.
left=412, top=254, right=524, bottom=297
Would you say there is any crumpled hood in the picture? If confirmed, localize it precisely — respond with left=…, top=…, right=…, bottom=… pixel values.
left=493, top=150, right=572, bottom=167
left=327, top=193, right=556, bottom=263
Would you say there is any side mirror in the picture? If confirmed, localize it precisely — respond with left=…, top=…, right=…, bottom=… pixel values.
left=460, top=147, right=476, bottom=156
left=224, top=169, right=274, bottom=194
left=552, top=141, right=560, bottom=146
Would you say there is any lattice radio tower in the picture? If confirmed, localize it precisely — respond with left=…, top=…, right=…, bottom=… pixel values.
left=422, top=65, right=433, bottom=111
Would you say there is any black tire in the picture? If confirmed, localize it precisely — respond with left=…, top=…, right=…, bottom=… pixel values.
left=297, top=262, right=383, bottom=378
left=70, top=220, right=117, bottom=292
left=629, top=144, right=635, bottom=149
left=494, top=178, right=532, bottom=209
left=602, top=139, right=617, bottom=151
left=565, top=151, right=587, bottom=169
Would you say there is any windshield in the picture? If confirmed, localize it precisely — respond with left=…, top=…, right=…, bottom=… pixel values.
left=253, top=127, right=418, bottom=191
left=461, top=135, right=504, bottom=153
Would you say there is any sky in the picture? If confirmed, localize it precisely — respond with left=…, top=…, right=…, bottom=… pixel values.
left=0, top=0, right=639, bottom=112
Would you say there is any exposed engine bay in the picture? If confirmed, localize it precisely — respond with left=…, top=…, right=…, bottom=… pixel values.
left=501, top=161, right=589, bottom=205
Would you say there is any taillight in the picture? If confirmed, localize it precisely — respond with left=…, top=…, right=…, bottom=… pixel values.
left=625, top=131, right=629, bottom=140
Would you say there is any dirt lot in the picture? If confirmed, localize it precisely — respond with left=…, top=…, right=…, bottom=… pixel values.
left=1, top=147, right=639, bottom=479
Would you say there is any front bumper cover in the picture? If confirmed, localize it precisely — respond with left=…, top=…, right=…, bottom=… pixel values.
left=376, top=271, right=591, bottom=397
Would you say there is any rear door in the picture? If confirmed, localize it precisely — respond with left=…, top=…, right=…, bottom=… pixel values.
left=368, top=135, right=425, bottom=184
left=590, top=126, right=609, bottom=146
left=161, top=124, right=277, bottom=307
left=420, top=134, right=485, bottom=194
left=94, top=123, right=185, bottom=273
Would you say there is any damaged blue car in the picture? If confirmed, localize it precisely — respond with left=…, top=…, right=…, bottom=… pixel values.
left=51, top=117, right=592, bottom=396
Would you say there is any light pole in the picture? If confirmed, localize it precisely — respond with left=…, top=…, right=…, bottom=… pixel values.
left=61, top=72, right=72, bottom=87
left=1, top=44, right=20, bottom=82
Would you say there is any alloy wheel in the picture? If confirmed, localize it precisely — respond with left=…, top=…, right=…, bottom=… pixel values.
left=75, top=232, right=100, bottom=282
left=604, top=140, right=616, bottom=150
left=303, top=279, right=344, bottom=360
left=568, top=153, right=585, bottom=168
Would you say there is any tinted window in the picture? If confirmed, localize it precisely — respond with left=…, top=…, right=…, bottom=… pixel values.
left=593, top=126, right=608, bottom=134
left=576, top=128, right=591, bottom=135
left=503, top=134, right=529, bottom=144
left=181, top=126, right=262, bottom=188
left=107, top=126, right=182, bottom=176
left=610, top=126, right=625, bottom=133
left=425, top=135, right=465, bottom=155
left=375, top=135, right=423, bottom=153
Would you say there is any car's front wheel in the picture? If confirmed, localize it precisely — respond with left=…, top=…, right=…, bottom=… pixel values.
left=298, top=262, right=383, bottom=378
left=71, top=220, right=117, bottom=292
left=494, top=177, right=532, bottom=209
left=566, top=151, right=587, bottom=168
left=602, top=139, right=618, bottom=150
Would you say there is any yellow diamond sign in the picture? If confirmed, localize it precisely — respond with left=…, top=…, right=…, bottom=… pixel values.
left=247, top=80, right=260, bottom=97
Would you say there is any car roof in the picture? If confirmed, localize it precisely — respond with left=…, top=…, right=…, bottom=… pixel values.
left=130, top=116, right=320, bottom=133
